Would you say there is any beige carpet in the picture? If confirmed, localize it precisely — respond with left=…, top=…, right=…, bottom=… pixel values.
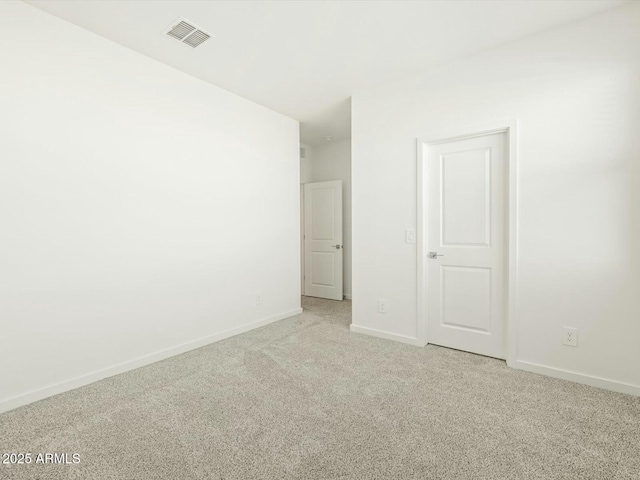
left=1, top=297, right=639, bottom=479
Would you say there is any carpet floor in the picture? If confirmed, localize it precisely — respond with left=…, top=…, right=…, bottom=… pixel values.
left=1, top=297, right=639, bottom=479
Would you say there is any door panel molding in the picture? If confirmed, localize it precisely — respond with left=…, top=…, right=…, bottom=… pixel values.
left=417, top=120, right=519, bottom=366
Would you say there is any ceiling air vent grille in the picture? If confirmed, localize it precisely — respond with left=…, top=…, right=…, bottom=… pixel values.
left=167, top=20, right=195, bottom=40
left=183, top=30, right=210, bottom=48
left=165, top=18, right=212, bottom=48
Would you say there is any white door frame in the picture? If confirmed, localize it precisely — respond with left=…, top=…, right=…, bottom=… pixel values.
left=300, top=184, right=305, bottom=296
left=417, top=120, right=519, bottom=366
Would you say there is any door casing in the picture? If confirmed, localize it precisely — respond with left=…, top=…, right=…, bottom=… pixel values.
left=301, top=184, right=305, bottom=296
left=417, top=120, right=519, bottom=366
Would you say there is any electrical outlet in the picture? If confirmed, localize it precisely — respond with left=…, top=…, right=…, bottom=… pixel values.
left=378, top=299, right=388, bottom=314
left=562, top=327, right=578, bottom=347
left=256, top=294, right=262, bottom=305
left=405, top=229, right=416, bottom=244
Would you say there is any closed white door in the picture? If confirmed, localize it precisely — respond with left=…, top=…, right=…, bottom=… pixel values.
left=304, top=181, right=343, bottom=300
left=426, top=132, right=507, bottom=359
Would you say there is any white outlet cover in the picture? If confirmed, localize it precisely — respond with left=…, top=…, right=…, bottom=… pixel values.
left=562, top=327, right=578, bottom=347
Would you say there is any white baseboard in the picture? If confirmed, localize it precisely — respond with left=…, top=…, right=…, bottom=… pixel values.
left=344, top=294, right=352, bottom=300
left=350, top=324, right=425, bottom=347
left=0, top=308, right=303, bottom=414
left=509, top=359, right=640, bottom=397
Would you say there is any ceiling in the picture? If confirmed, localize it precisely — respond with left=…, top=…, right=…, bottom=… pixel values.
left=26, top=0, right=628, bottom=146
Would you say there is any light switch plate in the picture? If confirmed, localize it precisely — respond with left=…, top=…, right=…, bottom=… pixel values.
left=405, top=229, right=416, bottom=244
left=378, top=299, right=388, bottom=313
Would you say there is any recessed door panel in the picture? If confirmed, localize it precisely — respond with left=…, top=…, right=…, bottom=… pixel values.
left=441, top=266, right=491, bottom=333
left=311, top=188, right=335, bottom=240
left=441, top=148, right=491, bottom=246
left=311, top=252, right=335, bottom=287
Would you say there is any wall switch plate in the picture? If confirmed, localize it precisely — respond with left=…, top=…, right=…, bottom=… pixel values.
left=562, top=327, right=578, bottom=347
left=378, top=299, right=388, bottom=314
left=256, top=294, right=262, bottom=305
left=405, top=229, right=416, bottom=244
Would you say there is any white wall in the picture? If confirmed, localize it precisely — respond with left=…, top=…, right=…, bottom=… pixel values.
left=300, top=144, right=313, bottom=294
left=300, top=143, right=314, bottom=184
left=352, top=3, right=640, bottom=393
left=0, top=1, right=300, bottom=412
left=311, top=140, right=352, bottom=298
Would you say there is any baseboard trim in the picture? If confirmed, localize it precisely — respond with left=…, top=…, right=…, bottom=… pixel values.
left=510, top=359, right=640, bottom=397
left=344, top=294, right=352, bottom=300
left=350, top=324, right=425, bottom=347
left=0, top=307, right=303, bottom=414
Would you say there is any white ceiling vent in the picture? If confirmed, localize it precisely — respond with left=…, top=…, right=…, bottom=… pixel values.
left=165, top=18, right=212, bottom=48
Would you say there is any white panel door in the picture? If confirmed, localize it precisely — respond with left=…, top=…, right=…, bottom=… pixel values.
left=427, top=132, right=507, bottom=359
left=304, top=181, right=343, bottom=300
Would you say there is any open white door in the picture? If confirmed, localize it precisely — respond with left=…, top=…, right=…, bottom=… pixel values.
left=304, top=181, right=343, bottom=300
left=426, top=132, right=507, bottom=359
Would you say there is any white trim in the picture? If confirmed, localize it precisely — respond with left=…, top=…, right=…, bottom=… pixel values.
left=344, top=294, right=352, bottom=300
left=417, top=120, right=519, bottom=362
left=506, top=122, right=519, bottom=366
left=510, top=360, right=640, bottom=397
left=350, top=324, right=426, bottom=347
left=0, top=308, right=303, bottom=414
left=300, top=184, right=305, bottom=296
left=416, top=137, right=427, bottom=344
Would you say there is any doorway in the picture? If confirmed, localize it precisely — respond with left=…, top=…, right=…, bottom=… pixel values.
left=417, top=124, right=518, bottom=360
left=302, top=180, right=344, bottom=300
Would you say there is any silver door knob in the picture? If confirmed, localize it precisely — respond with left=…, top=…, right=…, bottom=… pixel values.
left=331, top=245, right=342, bottom=249
left=428, top=252, right=444, bottom=259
